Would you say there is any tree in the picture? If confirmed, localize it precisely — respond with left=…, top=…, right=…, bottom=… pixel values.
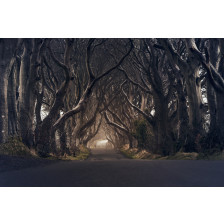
left=0, top=39, right=18, bottom=143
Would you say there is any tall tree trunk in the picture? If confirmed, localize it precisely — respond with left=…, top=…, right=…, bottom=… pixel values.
left=128, top=135, right=133, bottom=148
left=58, top=121, right=69, bottom=156
left=183, top=67, right=203, bottom=152
left=50, top=130, right=57, bottom=154
left=159, top=39, right=203, bottom=152
left=8, top=62, right=18, bottom=136
left=36, top=39, right=73, bottom=156
left=216, top=92, right=224, bottom=147
left=184, top=67, right=203, bottom=134
left=0, top=39, right=17, bottom=143
left=207, top=81, right=217, bottom=133
left=176, top=78, right=189, bottom=150
left=153, top=94, right=173, bottom=155
left=140, top=92, right=147, bottom=111
left=206, top=80, right=218, bottom=148
left=0, top=67, right=9, bottom=143
left=18, top=39, right=40, bottom=147
left=215, top=54, right=224, bottom=148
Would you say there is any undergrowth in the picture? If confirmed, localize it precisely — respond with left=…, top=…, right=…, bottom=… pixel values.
left=0, top=137, right=32, bottom=156
left=0, top=137, right=90, bottom=161
left=55, top=145, right=90, bottom=161
left=119, top=145, right=224, bottom=160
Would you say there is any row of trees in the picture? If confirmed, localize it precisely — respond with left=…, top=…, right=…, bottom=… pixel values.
left=96, top=38, right=224, bottom=155
left=0, top=38, right=133, bottom=156
left=0, top=38, right=223, bottom=156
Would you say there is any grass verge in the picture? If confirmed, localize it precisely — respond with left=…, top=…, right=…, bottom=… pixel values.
left=0, top=138, right=90, bottom=161
left=119, top=145, right=224, bottom=160
left=0, top=137, right=33, bottom=157
left=120, top=145, right=162, bottom=159
left=55, top=145, right=91, bottom=161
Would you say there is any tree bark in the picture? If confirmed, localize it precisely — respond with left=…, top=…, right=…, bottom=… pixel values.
left=159, top=39, right=203, bottom=152
left=36, top=39, right=73, bottom=156
left=8, top=62, right=18, bottom=136
left=0, top=67, right=9, bottom=143
left=206, top=80, right=218, bottom=147
left=0, top=39, right=17, bottom=143
left=18, top=39, right=41, bottom=147
left=184, top=67, right=203, bottom=134
left=176, top=78, right=189, bottom=149
left=58, top=122, right=69, bottom=156
left=216, top=92, right=224, bottom=147
left=153, top=93, right=173, bottom=155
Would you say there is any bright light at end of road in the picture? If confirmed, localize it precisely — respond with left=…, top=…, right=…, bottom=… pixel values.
left=96, top=140, right=108, bottom=146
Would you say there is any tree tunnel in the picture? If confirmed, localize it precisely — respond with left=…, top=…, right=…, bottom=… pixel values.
left=1, top=38, right=223, bottom=158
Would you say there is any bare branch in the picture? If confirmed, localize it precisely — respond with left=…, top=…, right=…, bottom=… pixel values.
left=47, top=41, right=70, bottom=81
left=104, top=112, right=130, bottom=136
left=86, top=38, right=96, bottom=82
left=187, top=38, right=224, bottom=93
left=118, top=67, right=152, bottom=94
left=122, top=85, right=154, bottom=125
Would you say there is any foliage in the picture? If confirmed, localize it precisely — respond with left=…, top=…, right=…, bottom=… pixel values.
left=197, top=150, right=224, bottom=160
left=75, top=145, right=91, bottom=160
left=57, top=145, right=90, bottom=160
left=200, top=131, right=223, bottom=153
left=120, top=145, right=200, bottom=160
left=120, top=145, right=160, bottom=159
left=166, top=152, right=199, bottom=160
left=120, top=145, right=138, bottom=159
left=0, top=137, right=32, bottom=156
left=133, top=150, right=152, bottom=159
left=133, top=119, right=149, bottom=149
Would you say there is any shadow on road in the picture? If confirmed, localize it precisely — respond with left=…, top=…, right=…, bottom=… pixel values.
left=1, top=148, right=224, bottom=187
left=88, top=148, right=128, bottom=161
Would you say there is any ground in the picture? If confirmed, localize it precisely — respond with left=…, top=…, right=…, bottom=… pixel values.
left=0, top=147, right=224, bottom=187
left=0, top=155, right=58, bottom=173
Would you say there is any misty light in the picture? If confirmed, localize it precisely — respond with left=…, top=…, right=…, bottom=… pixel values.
left=96, top=139, right=108, bottom=146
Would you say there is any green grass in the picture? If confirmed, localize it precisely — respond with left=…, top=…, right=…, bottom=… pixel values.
left=120, top=146, right=224, bottom=160
left=120, top=149, right=135, bottom=159
left=0, top=138, right=91, bottom=161
left=164, top=152, right=199, bottom=160
left=120, top=145, right=163, bottom=159
left=120, top=147, right=139, bottom=159
left=54, top=145, right=91, bottom=161
left=120, top=146, right=201, bottom=160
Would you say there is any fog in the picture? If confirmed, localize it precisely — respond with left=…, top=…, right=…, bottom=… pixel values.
left=95, top=140, right=108, bottom=148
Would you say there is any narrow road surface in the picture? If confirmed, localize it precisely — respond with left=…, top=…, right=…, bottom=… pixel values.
left=88, top=147, right=127, bottom=161
left=0, top=148, right=224, bottom=187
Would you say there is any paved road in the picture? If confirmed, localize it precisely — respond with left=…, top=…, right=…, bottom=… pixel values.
left=88, top=147, right=127, bottom=161
left=0, top=148, right=224, bottom=187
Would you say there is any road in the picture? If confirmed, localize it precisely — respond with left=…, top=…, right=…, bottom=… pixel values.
left=0, top=148, right=224, bottom=187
